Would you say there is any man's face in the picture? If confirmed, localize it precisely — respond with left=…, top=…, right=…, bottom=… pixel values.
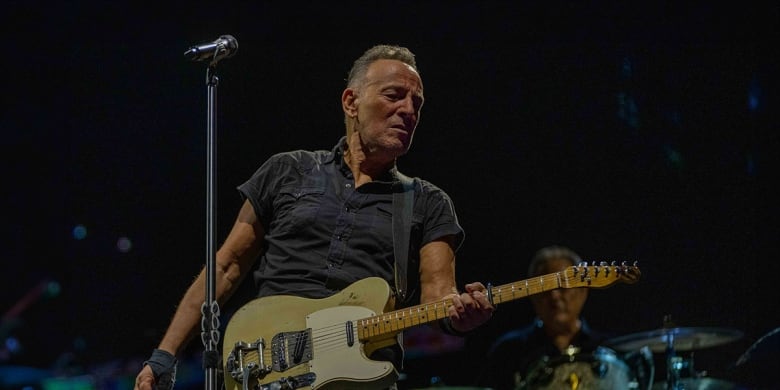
left=350, top=59, right=424, bottom=159
left=530, top=258, right=588, bottom=330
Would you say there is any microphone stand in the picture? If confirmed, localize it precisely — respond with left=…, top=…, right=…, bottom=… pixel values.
left=201, top=63, right=221, bottom=390
left=184, top=35, right=236, bottom=390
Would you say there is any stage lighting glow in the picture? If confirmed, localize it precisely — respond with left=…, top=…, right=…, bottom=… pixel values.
left=664, top=145, right=683, bottom=169
left=117, top=237, right=132, bottom=253
left=5, top=337, right=20, bottom=353
left=45, top=281, right=61, bottom=298
left=748, top=77, right=761, bottom=111
left=72, top=225, right=87, bottom=240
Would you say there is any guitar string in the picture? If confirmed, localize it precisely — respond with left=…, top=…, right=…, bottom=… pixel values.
left=490, top=266, right=635, bottom=304
left=299, top=304, right=450, bottom=354
left=305, top=304, right=450, bottom=356
left=238, top=266, right=635, bottom=369
left=252, top=303, right=453, bottom=359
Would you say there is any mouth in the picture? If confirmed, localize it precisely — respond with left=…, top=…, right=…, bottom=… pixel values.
left=390, top=125, right=410, bottom=137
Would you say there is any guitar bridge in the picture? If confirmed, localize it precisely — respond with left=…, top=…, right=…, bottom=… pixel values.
left=258, top=373, right=317, bottom=390
left=271, top=329, right=314, bottom=372
left=226, top=339, right=272, bottom=382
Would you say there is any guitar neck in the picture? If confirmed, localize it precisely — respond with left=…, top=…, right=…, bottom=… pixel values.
left=355, top=296, right=452, bottom=341
left=355, top=263, right=638, bottom=341
left=487, top=272, right=576, bottom=306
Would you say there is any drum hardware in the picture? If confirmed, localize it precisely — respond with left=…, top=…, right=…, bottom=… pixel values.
left=605, top=317, right=743, bottom=390
left=604, top=326, right=743, bottom=354
left=563, top=345, right=581, bottom=359
left=651, top=377, right=738, bottom=390
left=730, top=326, right=780, bottom=388
left=622, top=346, right=655, bottom=390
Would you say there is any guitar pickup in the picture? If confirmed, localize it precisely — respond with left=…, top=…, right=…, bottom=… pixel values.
left=271, top=329, right=314, bottom=372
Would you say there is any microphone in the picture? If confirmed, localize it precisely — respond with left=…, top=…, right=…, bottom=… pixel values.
left=184, top=35, right=238, bottom=64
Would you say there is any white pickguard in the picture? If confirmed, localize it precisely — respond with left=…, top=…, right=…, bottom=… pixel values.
left=306, top=305, right=397, bottom=389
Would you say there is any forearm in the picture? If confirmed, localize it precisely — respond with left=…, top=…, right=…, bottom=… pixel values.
left=418, top=238, right=458, bottom=304
left=418, top=238, right=493, bottom=334
left=156, top=256, right=250, bottom=356
left=417, top=238, right=459, bottom=333
left=156, top=269, right=209, bottom=356
left=156, top=202, right=264, bottom=356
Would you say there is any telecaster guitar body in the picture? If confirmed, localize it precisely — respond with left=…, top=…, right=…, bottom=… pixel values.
left=222, top=263, right=640, bottom=390
left=223, top=277, right=398, bottom=390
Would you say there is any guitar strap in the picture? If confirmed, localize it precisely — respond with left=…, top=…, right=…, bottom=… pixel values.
left=392, top=171, right=415, bottom=305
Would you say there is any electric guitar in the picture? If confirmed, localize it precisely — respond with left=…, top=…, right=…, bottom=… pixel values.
left=222, top=262, right=640, bottom=390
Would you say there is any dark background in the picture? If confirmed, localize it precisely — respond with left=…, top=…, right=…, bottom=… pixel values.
left=2, top=1, right=778, bottom=389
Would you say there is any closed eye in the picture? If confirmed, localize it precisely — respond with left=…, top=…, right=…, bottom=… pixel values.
left=384, top=92, right=402, bottom=101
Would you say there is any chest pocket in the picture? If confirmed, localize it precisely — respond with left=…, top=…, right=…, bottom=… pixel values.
left=274, top=185, right=326, bottom=234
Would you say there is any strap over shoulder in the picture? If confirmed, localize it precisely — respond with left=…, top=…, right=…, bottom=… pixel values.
left=392, top=171, right=416, bottom=304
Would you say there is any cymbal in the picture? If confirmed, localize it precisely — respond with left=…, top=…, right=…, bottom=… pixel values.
left=605, top=327, right=743, bottom=353
left=652, top=378, right=738, bottom=390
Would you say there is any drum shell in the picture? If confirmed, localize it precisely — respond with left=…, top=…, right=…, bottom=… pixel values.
left=519, top=347, right=640, bottom=390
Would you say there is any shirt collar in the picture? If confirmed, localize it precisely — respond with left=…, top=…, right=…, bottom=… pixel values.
left=328, top=136, right=347, bottom=164
left=332, top=136, right=399, bottom=184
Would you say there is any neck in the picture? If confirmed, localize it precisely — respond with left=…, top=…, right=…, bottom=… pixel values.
left=344, top=133, right=395, bottom=187
left=545, top=319, right=582, bottom=352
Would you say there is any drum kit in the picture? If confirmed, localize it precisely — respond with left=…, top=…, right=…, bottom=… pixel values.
left=520, top=323, right=747, bottom=390
left=606, top=325, right=744, bottom=390
left=520, top=345, right=645, bottom=390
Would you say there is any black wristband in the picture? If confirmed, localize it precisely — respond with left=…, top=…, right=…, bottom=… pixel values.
left=144, top=349, right=178, bottom=390
left=439, top=317, right=473, bottom=337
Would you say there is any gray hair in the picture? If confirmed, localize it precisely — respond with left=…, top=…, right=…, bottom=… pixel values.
left=527, top=245, right=583, bottom=277
left=346, top=44, right=418, bottom=89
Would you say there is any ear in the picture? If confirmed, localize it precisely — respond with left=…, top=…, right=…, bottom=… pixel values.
left=342, top=88, right=358, bottom=118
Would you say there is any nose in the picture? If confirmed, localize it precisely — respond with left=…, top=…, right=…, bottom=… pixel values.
left=398, top=96, right=416, bottom=115
left=399, top=96, right=420, bottom=127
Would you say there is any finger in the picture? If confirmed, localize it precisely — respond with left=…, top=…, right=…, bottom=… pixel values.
left=470, top=290, right=494, bottom=309
left=464, top=282, right=486, bottom=293
left=448, top=294, right=466, bottom=319
left=467, top=290, right=484, bottom=307
left=135, top=368, right=155, bottom=390
left=458, top=291, right=478, bottom=309
left=451, top=294, right=465, bottom=311
left=135, top=377, right=153, bottom=390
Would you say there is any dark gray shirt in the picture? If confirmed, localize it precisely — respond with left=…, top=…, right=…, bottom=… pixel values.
left=237, top=137, right=464, bottom=302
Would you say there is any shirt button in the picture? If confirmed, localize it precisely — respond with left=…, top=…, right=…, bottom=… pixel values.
left=345, top=183, right=352, bottom=188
